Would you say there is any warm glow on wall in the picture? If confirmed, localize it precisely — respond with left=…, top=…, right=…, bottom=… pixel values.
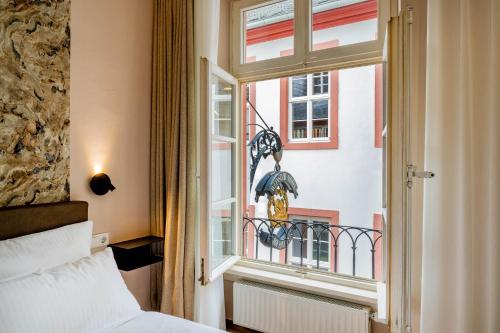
left=94, top=164, right=103, bottom=174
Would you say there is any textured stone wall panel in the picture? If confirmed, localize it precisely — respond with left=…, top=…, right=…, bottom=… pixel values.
left=0, top=0, right=70, bottom=206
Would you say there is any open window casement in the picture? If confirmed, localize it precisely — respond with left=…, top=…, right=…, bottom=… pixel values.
left=231, top=0, right=390, bottom=81
left=199, top=58, right=241, bottom=285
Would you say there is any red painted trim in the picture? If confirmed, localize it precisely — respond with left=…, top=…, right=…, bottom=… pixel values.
left=280, top=41, right=339, bottom=150
left=249, top=83, right=257, bottom=139
left=246, top=0, right=377, bottom=46
left=245, top=206, right=256, bottom=259
left=312, top=0, right=377, bottom=32
left=242, top=56, right=257, bottom=217
left=279, top=239, right=286, bottom=264
left=242, top=57, right=257, bottom=260
left=373, top=213, right=383, bottom=280
left=212, top=142, right=232, bottom=150
left=288, top=207, right=340, bottom=272
left=375, top=64, right=383, bottom=148
left=247, top=19, right=296, bottom=46
left=288, top=208, right=340, bottom=222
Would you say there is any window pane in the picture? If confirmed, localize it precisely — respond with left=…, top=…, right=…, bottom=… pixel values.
left=292, top=75, right=307, bottom=97
left=312, top=242, right=329, bottom=262
left=212, top=74, right=233, bottom=137
left=244, top=0, right=294, bottom=63
left=292, top=102, right=307, bottom=120
left=291, top=102, right=307, bottom=139
left=312, top=100, right=328, bottom=119
left=311, top=0, right=378, bottom=51
left=312, top=72, right=328, bottom=95
left=211, top=202, right=234, bottom=269
left=291, top=221, right=307, bottom=258
left=313, top=223, right=329, bottom=242
left=312, top=100, right=328, bottom=138
left=292, top=239, right=307, bottom=258
left=211, top=141, right=233, bottom=202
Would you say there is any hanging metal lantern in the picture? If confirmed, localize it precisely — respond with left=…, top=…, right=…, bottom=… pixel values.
left=254, top=170, right=298, bottom=207
left=246, top=98, right=299, bottom=251
left=254, top=168, right=298, bottom=250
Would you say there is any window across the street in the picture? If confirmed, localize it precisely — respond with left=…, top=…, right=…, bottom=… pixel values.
left=289, top=217, right=331, bottom=271
left=289, top=72, right=330, bottom=141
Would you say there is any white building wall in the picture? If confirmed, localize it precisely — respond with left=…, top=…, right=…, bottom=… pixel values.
left=245, top=19, right=382, bottom=278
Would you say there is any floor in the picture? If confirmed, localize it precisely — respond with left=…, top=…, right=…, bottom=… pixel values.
left=226, top=320, right=260, bottom=332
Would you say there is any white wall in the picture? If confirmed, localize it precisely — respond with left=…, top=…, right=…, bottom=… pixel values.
left=246, top=19, right=383, bottom=279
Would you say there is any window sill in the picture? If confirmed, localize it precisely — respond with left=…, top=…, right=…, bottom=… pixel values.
left=224, top=260, right=379, bottom=308
left=283, top=140, right=338, bottom=150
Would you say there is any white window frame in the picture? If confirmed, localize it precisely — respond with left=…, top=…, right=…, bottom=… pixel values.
left=288, top=72, right=330, bottom=142
left=288, top=216, right=331, bottom=270
left=199, top=58, right=241, bottom=285
left=230, top=0, right=390, bottom=81
left=225, top=0, right=395, bottom=312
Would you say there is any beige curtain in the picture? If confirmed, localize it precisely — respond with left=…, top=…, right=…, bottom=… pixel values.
left=421, top=1, right=500, bottom=332
left=150, top=0, right=196, bottom=320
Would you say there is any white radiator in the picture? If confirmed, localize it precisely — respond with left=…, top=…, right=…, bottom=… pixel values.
left=233, top=281, right=371, bottom=333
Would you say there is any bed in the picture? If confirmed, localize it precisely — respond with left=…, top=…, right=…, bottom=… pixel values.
left=0, top=201, right=222, bottom=333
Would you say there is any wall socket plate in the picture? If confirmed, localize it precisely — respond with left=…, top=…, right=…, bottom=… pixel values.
left=91, top=233, right=110, bottom=248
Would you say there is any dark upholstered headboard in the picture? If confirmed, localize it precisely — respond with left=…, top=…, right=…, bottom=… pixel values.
left=0, top=201, right=89, bottom=240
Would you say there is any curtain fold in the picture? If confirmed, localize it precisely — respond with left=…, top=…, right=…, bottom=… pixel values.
left=421, top=1, right=500, bottom=332
left=150, top=0, right=196, bottom=320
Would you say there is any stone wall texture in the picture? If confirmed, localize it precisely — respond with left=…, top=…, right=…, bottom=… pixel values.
left=0, top=0, right=70, bottom=206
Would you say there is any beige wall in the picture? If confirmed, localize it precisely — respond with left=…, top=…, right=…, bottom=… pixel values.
left=70, top=0, right=153, bottom=309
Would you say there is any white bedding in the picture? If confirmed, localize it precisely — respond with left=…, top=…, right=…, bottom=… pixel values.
left=0, top=220, right=93, bottom=282
left=0, top=224, right=223, bottom=333
left=0, top=248, right=141, bottom=333
left=109, top=311, right=224, bottom=333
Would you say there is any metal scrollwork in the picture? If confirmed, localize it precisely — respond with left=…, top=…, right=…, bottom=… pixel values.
left=246, top=97, right=299, bottom=252
left=248, top=127, right=282, bottom=190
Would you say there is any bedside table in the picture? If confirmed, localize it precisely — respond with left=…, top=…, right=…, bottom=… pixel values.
left=110, top=236, right=163, bottom=271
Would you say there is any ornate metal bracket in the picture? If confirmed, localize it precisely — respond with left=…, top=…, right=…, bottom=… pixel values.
left=248, top=127, right=282, bottom=190
left=246, top=97, right=283, bottom=190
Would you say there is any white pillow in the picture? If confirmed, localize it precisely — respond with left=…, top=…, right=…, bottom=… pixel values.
left=0, top=248, right=141, bottom=333
left=0, top=220, right=93, bottom=282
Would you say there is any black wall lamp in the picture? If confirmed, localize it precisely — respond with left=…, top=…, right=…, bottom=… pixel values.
left=90, top=173, right=116, bottom=195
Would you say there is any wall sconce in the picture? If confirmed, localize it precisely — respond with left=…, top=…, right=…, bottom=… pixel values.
left=90, top=173, right=116, bottom=195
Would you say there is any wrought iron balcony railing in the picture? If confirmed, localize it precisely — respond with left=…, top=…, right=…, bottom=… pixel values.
left=242, top=217, right=383, bottom=280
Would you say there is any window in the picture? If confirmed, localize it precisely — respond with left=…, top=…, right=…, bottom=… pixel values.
left=280, top=70, right=338, bottom=149
left=289, top=72, right=330, bottom=141
left=234, top=0, right=388, bottom=290
left=200, top=59, right=240, bottom=284
left=289, top=217, right=331, bottom=271
left=243, top=0, right=295, bottom=63
left=211, top=75, right=236, bottom=269
left=311, top=0, right=378, bottom=50
left=242, top=64, right=385, bottom=281
left=231, top=0, right=389, bottom=79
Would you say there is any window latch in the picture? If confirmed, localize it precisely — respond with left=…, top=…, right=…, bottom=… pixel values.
left=198, top=258, right=206, bottom=286
left=406, top=164, right=435, bottom=189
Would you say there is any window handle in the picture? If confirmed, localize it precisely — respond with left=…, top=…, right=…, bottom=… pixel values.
left=406, top=164, right=435, bottom=189
left=413, top=171, right=435, bottom=179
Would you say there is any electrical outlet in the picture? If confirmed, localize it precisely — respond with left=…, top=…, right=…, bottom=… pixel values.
left=91, top=233, right=109, bottom=248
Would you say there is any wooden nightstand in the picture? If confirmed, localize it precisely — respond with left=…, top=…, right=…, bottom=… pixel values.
left=110, top=236, right=163, bottom=271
